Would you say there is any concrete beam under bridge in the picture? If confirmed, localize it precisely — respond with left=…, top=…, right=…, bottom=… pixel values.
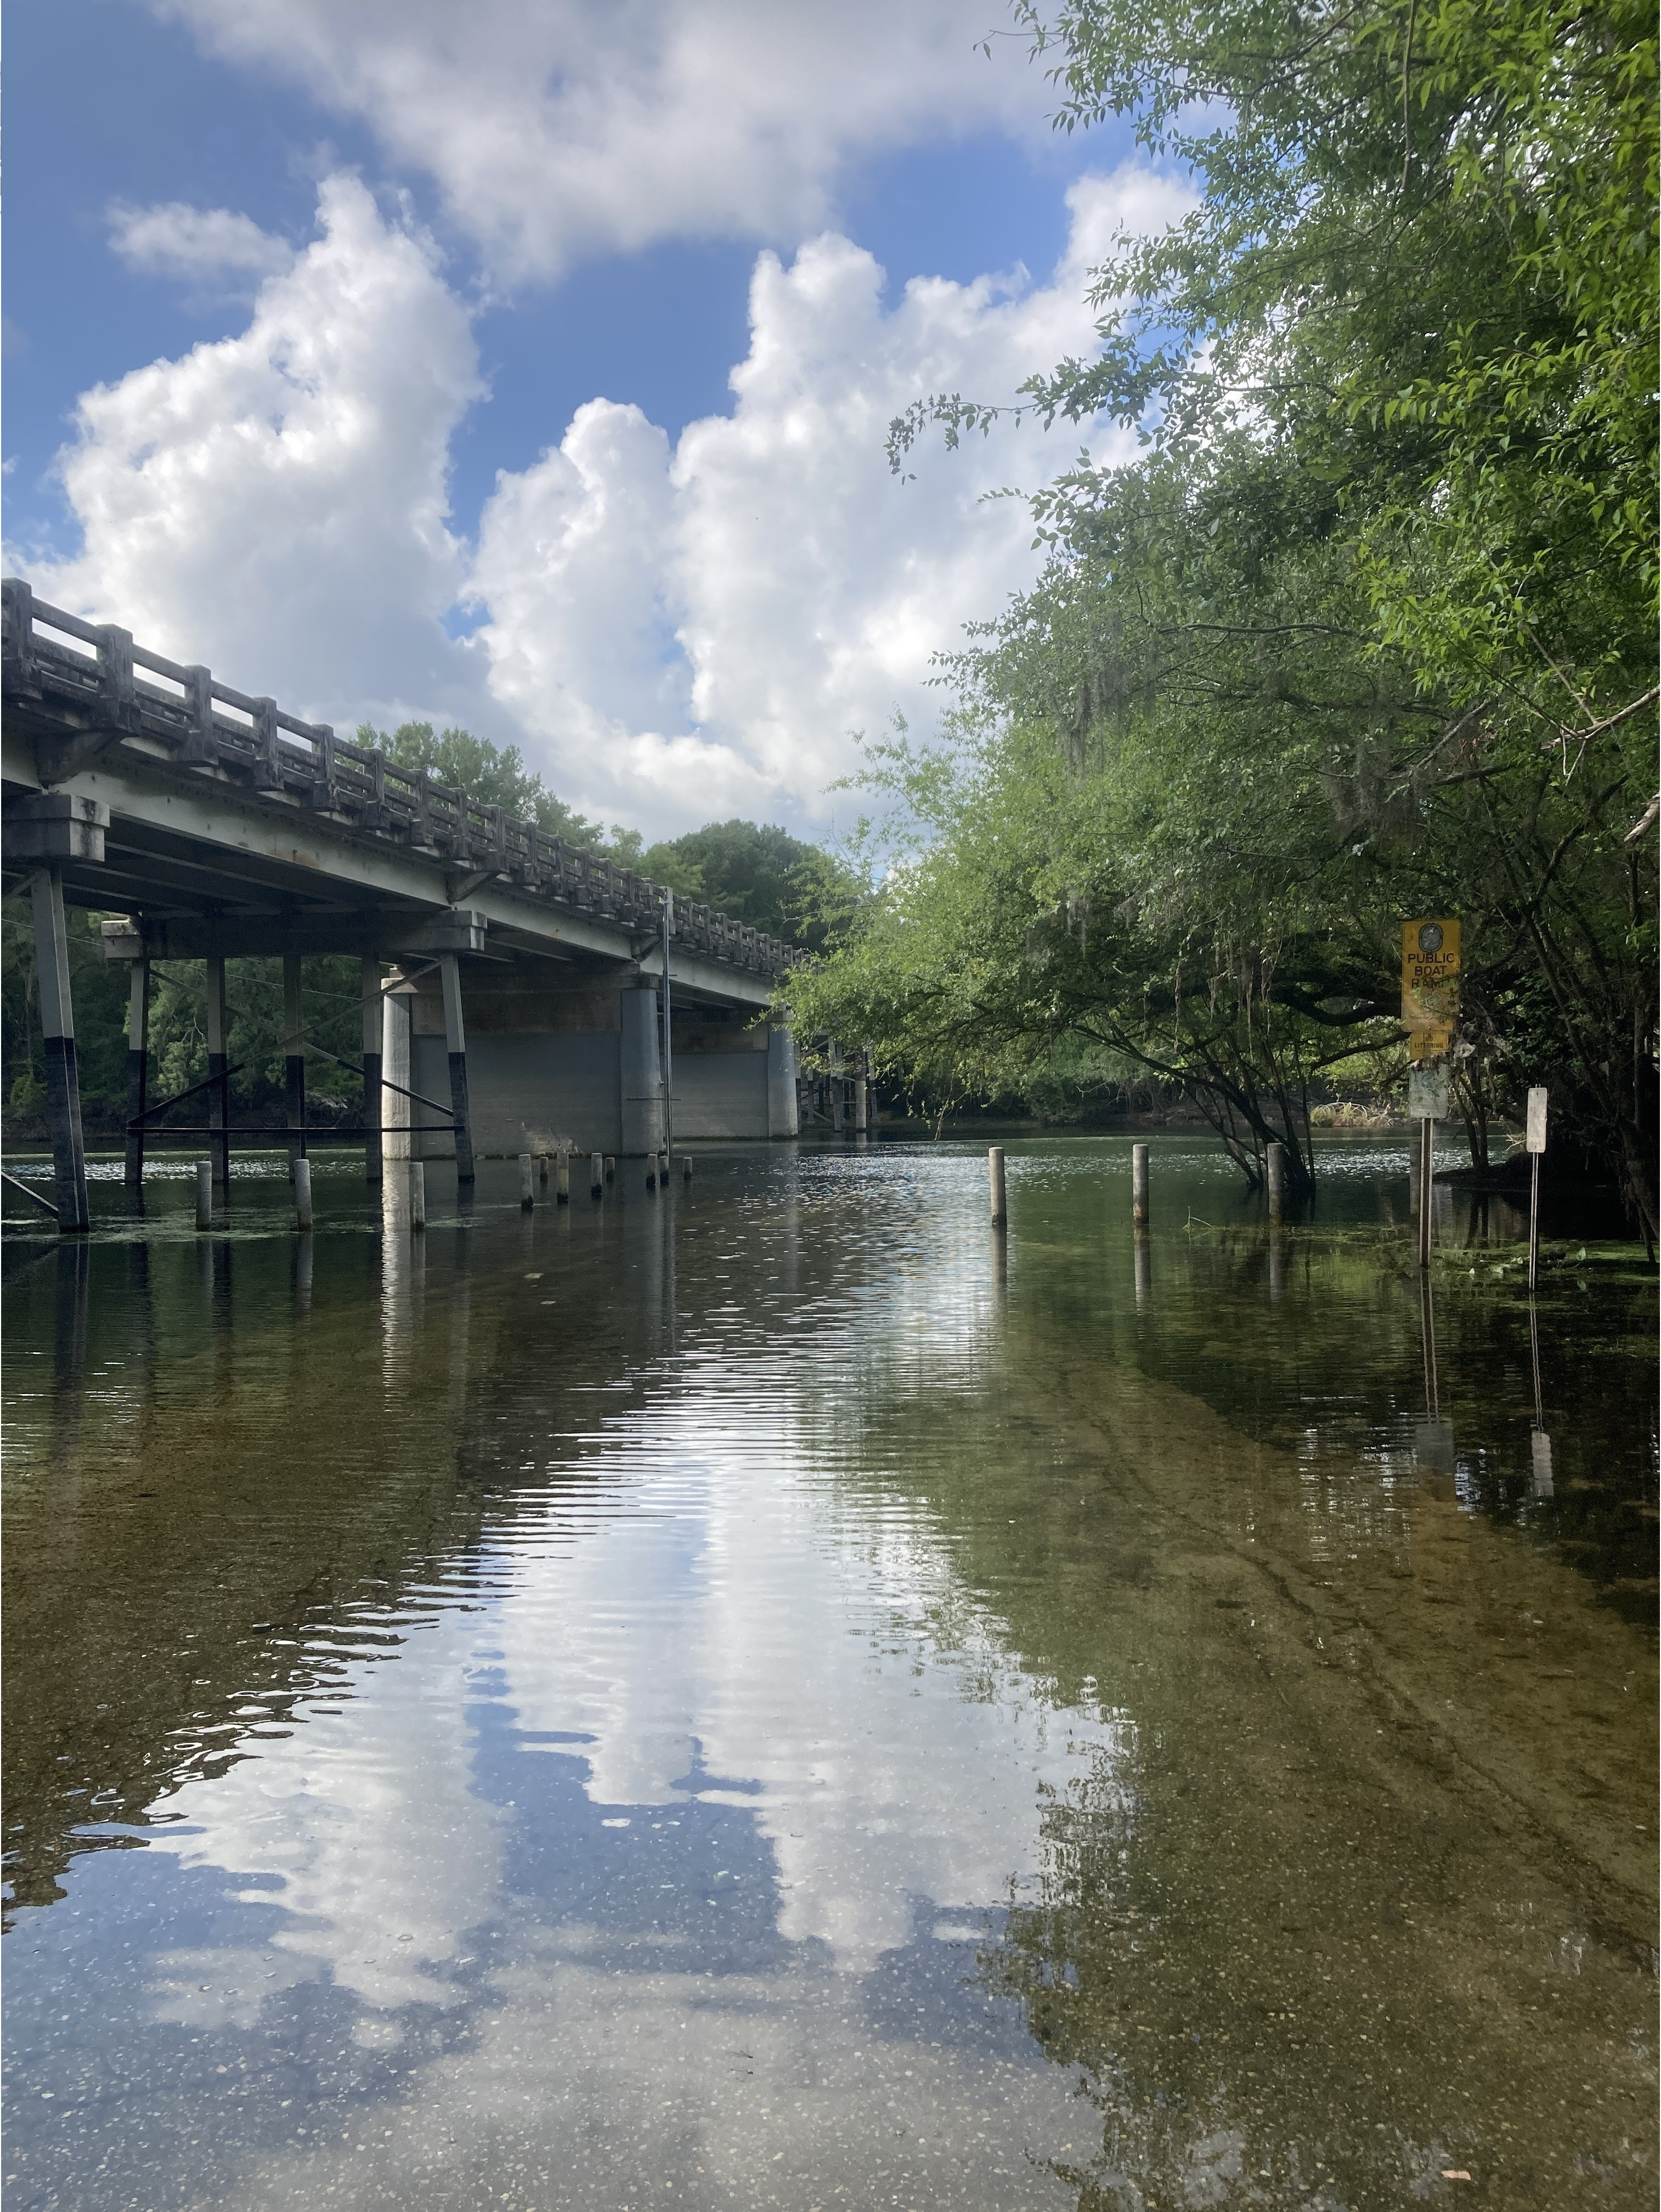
left=97, top=924, right=799, bottom=1163
left=7, top=742, right=778, bottom=1012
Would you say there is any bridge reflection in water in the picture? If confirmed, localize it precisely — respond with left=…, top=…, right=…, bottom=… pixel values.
left=2, top=1138, right=1653, bottom=2210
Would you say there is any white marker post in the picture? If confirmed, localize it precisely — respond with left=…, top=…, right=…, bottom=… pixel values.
left=1526, top=1086, right=1548, bottom=1291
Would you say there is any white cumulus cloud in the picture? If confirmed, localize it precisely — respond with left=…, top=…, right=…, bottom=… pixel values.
left=108, top=201, right=296, bottom=283
left=20, top=164, right=1195, bottom=836
left=150, top=0, right=1061, bottom=283
left=469, top=166, right=1197, bottom=831
left=26, top=175, right=482, bottom=730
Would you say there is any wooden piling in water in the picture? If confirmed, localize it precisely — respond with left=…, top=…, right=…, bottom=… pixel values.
left=519, top=1153, right=535, bottom=1208
left=409, top=1160, right=426, bottom=1231
left=1132, top=1142, right=1149, bottom=1227
left=682, top=1153, right=692, bottom=1181
left=1266, top=1142, right=1285, bottom=1221
left=988, top=1146, right=1007, bottom=1226
left=591, top=1150, right=604, bottom=1198
left=556, top=1153, right=570, bottom=1204
left=294, top=1156, right=314, bottom=1232
left=195, top=1159, right=212, bottom=1232
left=604, top=1155, right=615, bottom=1184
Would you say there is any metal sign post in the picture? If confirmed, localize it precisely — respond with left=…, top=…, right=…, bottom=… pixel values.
left=1526, top=1085, right=1548, bottom=1290
left=1408, top=1064, right=1449, bottom=1269
left=1402, top=918, right=1460, bottom=1272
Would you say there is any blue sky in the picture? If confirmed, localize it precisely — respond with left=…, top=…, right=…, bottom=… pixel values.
left=6, top=1, right=1182, bottom=837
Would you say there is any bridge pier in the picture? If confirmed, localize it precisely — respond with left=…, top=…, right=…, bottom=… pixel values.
left=398, top=973, right=796, bottom=1162
left=30, top=867, right=90, bottom=1232
left=361, top=955, right=383, bottom=1187
left=439, top=953, right=475, bottom=1182
left=206, top=955, right=231, bottom=1188
left=620, top=983, right=665, bottom=1157
left=124, top=958, right=149, bottom=1187
left=283, top=954, right=306, bottom=1177
left=767, top=1023, right=799, bottom=1138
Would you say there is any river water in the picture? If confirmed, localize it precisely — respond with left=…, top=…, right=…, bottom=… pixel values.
left=3, top=1136, right=1656, bottom=2210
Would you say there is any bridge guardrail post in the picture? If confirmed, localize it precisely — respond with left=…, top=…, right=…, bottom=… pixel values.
left=253, top=697, right=281, bottom=788
left=97, top=625, right=138, bottom=736
left=3, top=577, right=37, bottom=692
left=181, top=666, right=217, bottom=763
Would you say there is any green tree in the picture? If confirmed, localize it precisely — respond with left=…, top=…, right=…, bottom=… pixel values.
left=908, top=0, right=1657, bottom=746
left=639, top=819, right=862, bottom=951
left=360, top=721, right=624, bottom=853
left=814, top=0, right=1657, bottom=1226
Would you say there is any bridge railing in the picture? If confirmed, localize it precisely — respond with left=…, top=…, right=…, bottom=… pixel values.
left=3, top=580, right=794, bottom=978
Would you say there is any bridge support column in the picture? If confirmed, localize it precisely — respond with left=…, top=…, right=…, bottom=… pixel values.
left=440, top=953, right=474, bottom=1182
left=206, top=955, right=231, bottom=1188
left=382, top=986, right=411, bottom=1163
left=361, top=955, right=382, bottom=1186
left=30, top=868, right=89, bottom=1232
left=766, top=1024, right=799, bottom=1138
left=283, top=954, right=306, bottom=1177
left=124, top=957, right=150, bottom=1186
left=620, top=984, right=664, bottom=1156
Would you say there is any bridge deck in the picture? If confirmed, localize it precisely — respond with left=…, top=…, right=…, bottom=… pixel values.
left=1, top=578, right=791, bottom=995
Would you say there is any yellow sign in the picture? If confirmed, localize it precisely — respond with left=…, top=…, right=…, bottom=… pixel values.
left=1402, top=918, right=1461, bottom=1060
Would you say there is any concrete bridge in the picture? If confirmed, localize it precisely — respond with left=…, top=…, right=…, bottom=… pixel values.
left=0, top=579, right=845, bottom=1230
